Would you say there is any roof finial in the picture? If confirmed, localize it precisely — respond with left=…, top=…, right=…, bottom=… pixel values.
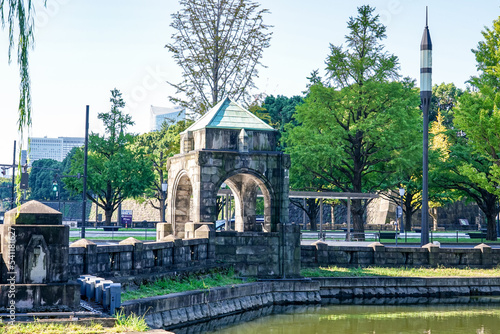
left=426, top=6, right=428, bottom=27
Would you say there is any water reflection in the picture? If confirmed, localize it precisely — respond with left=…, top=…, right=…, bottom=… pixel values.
left=172, top=297, right=500, bottom=334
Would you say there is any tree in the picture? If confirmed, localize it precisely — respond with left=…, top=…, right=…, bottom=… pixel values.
left=429, top=83, right=463, bottom=127
left=448, top=16, right=500, bottom=240
left=166, top=0, right=272, bottom=114
left=131, top=120, right=193, bottom=221
left=1, top=0, right=36, bottom=139
left=65, top=89, right=154, bottom=226
left=285, top=6, right=421, bottom=239
left=432, top=129, right=499, bottom=240
left=28, top=159, right=61, bottom=201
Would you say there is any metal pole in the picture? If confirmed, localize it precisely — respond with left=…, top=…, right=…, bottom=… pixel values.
left=81, top=105, right=89, bottom=239
left=319, top=198, right=323, bottom=240
left=225, top=194, right=230, bottom=231
left=400, top=194, right=404, bottom=233
left=347, top=197, right=351, bottom=241
left=10, top=140, right=16, bottom=209
left=420, top=8, right=432, bottom=246
left=303, top=198, right=306, bottom=229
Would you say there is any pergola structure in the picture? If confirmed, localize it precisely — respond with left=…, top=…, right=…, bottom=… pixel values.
left=218, top=189, right=379, bottom=241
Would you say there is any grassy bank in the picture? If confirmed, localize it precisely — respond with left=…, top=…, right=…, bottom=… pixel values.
left=0, top=312, right=148, bottom=333
left=301, top=266, right=500, bottom=278
left=122, top=267, right=253, bottom=302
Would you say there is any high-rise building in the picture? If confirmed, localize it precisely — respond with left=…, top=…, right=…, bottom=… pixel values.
left=29, top=137, right=85, bottom=163
left=150, top=105, right=186, bottom=131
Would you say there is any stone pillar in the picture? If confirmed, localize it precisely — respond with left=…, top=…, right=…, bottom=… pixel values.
left=474, top=243, right=492, bottom=267
left=280, top=224, right=301, bottom=277
left=70, top=238, right=97, bottom=275
left=422, top=243, right=440, bottom=266
left=119, top=237, right=144, bottom=270
left=369, top=242, right=386, bottom=266
left=0, top=200, right=79, bottom=311
left=312, top=240, right=328, bottom=267
left=156, top=222, right=173, bottom=241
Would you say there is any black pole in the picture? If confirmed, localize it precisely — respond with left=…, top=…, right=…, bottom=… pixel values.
left=81, top=105, right=90, bottom=238
left=10, top=140, right=16, bottom=209
left=420, top=8, right=432, bottom=246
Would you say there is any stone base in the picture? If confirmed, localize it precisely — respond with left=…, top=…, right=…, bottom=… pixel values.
left=0, top=282, right=80, bottom=312
left=185, top=222, right=214, bottom=239
left=156, top=223, right=173, bottom=241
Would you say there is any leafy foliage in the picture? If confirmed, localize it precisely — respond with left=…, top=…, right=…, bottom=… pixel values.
left=286, top=6, right=422, bottom=237
left=65, top=89, right=154, bottom=225
left=28, top=159, right=61, bottom=201
left=166, top=0, right=272, bottom=113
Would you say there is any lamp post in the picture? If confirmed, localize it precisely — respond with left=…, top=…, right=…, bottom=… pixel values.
left=420, top=8, right=432, bottom=246
left=161, top=181, right=168, bottom=222
left=399, top=188, right=405, bottom=234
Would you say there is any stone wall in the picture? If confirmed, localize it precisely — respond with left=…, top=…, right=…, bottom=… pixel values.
left=68, top=237, right=215, bottom=279
left=301, top=242, right=496, bottom=268
left=120, top=280, right=321, bottom=330
left=316, top=276, right=500, bottom=300
left=120, top=276, right=500, bottom=330
left=214, top=225, right=301, bottom=278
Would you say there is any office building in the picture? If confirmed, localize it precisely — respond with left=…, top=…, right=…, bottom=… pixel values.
left=29, top=137, right=85, bottom=162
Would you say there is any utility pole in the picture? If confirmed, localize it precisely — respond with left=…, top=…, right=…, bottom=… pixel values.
left=82, top=106, right=90, bottom=238
left=420, top=7, right=432, bottom=246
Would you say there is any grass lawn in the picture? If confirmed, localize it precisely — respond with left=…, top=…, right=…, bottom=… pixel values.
left=0, top=312, right=148, bottom=333
left=301, top=265, right=500, bottom=278
left=122, top=267, right=253, bottom=302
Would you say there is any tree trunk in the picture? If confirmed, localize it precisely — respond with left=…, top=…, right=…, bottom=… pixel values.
left=485, top=211, right=498, bottom=241
left=429, top=207, right=438, bottom=231
left=307, top=198, right=319, bottom=231
left=105, top=208, right=113, bottom=226
left=352, top=198, right=365, bottom=241
left=404, top=193, right=414, bottom=232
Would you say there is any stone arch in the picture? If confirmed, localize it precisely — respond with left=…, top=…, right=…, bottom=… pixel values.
left=214, top=169, right=274, bottom=232
left=170, top=170, right=193, bottom=237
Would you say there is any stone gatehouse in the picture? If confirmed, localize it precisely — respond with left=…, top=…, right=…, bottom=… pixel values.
left=165, top=98, right=290, bottom=238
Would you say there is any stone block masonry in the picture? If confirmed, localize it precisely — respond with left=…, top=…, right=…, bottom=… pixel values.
left=301, top=242, right=499, bottom=268
left=68, top=237, right=215, bottom=279
left=120, top=276, right=500, bottom=330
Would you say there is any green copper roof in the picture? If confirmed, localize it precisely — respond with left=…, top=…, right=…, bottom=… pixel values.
left=183, top=97, right=275, bottom=132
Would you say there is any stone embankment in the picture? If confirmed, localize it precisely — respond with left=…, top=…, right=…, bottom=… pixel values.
left=120, top=277, right=500, bottom=330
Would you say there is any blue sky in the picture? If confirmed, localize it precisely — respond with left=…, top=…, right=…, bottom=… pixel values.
left=0, top=0, right=499, bottom=163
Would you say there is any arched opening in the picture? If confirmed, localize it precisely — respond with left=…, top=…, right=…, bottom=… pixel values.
left=215, top=172, right=273, bottom=232
left=172, top=173, right=193, bottom=237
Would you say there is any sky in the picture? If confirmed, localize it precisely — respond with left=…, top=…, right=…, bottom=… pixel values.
left=0, top=0, right=499, bottom=164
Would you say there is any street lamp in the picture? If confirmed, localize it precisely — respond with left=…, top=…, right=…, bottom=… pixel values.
left=399, top=188, right=405, bottom=234
left=420, top=7, right=432, bottom=246
left=161, top=181, right=168, bottom=222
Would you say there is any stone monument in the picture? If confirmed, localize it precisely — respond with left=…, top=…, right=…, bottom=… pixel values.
left=0, top=201, right=79, bottom=312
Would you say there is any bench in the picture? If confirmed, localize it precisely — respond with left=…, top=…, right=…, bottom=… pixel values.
left=103, top=226, right=120, bottom=232
left=467, top=232, right=486, bottom=239
left=379, top=232, right=398, bottom=239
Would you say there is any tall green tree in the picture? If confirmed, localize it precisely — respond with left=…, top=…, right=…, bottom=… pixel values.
left=28, top=159, right=61, bottom=201
left=166, top=0, right=272, bottom=114
left=131, top=120, right=193, bottom=222
left=285, top=6, right=421, bottom=239
left=449, top=15, right=500, bottom=240
left=65, top=89, right=154, bottom=226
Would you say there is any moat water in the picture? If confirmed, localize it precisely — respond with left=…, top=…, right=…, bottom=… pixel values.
left=172, top=297, right=500, bottom=334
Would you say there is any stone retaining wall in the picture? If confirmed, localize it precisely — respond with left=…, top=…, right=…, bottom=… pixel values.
left=120, top=280, right=321, bottom=330
left=301, top=242, right=497, bottom=268
left=315, top=277, right=500, bottom=300
left=120, top=276, right=500, bottom=330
